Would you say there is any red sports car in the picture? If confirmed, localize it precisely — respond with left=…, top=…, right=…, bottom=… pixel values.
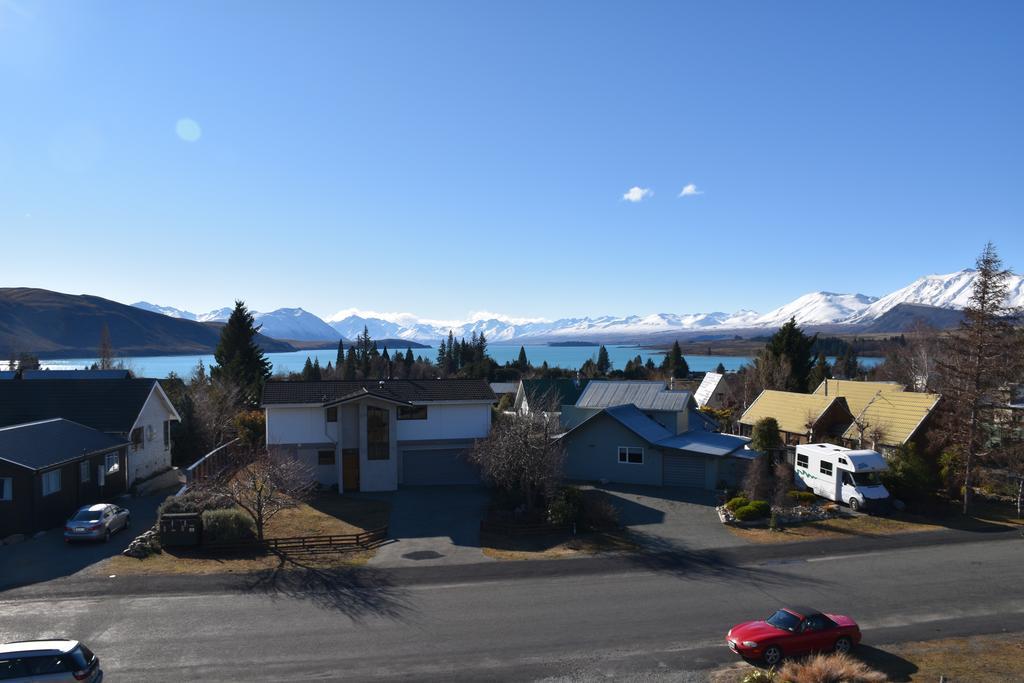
left=726, top=606, right=861, bottom=666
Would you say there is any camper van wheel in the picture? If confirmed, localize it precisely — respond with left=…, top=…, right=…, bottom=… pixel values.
left=834, top=636, right=853, bottom=654
left=848, top=498, right=860, bottom=512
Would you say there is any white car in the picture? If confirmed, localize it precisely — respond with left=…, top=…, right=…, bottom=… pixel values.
left=0, top=639, right=102, bottom=682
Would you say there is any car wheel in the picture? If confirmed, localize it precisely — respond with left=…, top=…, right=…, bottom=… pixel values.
left=849, top=498, right=860, bottom=512
left=762, top=645, right=783, bottom=666
left=834, top=636, right=853, bottom=654
left=104, top=529, right=111, bottom=543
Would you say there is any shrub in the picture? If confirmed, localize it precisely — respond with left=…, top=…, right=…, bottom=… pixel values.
left=787, top=490, right=818, bottom=506
left=158, top=490, right=233, bottom=518
left=881, top=443, right=936, bottom=501
left=734, top=500, right=770, bottom=521
left=740, top=669, right=776, bottom=683
left=777, top=652, right=886, bottom=683
left=546, top=487, right=584, bottom=526
left=201, top=508, right=256, bottom=545
left=725, top=496, right=750, bottom=512
left=581, top=494, right=620, bottom=529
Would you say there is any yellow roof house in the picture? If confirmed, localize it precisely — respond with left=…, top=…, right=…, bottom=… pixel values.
left=813, top=379, right=905, bottom=417
left=740, top=390, right=853, bottom=443
left=842, top=390, right=941, bottom=449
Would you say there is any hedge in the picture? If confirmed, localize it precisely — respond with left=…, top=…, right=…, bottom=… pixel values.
left=201, top=508, right=256, bottom=544
left=787, top=490, right=818, bottom=506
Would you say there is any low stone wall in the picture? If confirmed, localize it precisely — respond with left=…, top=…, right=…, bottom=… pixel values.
left=717, top=503, right=840, bottom=527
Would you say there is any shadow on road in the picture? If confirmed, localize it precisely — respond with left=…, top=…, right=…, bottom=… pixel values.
left=239, top=553, right=411, bottom=620
left=624, top=531, right=824, bottom=587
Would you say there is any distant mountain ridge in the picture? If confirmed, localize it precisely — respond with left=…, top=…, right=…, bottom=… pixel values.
left=2, top=289, right=295, bottom=359
left=129, top=268, right=1022, bottom=345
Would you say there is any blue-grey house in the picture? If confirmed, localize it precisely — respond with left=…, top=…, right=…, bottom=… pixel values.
left=557, top=381, right=755, bottom=490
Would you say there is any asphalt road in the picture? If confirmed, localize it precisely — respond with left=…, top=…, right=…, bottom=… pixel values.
left=1, top=536, right=1022, bottom=681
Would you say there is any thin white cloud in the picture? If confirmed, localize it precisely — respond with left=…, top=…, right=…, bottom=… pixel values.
left=678, top=183, right=703, bottom=197
left=622, top=186, right=653, bottom=202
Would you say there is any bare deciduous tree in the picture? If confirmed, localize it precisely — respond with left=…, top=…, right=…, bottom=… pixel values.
left=469, top=405, right=565, bottom=515
left=206, top=448, right=315, bottom=541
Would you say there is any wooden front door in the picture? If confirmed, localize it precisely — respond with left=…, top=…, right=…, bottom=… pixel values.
left=342, top=449, right=360, bottom=492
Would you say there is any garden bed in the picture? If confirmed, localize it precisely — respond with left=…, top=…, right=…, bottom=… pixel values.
left=716, top=502, right=840, bottom=527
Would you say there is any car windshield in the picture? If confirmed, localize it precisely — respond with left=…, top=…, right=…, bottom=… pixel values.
left=766, top=610, right=802, bottom=632
left=851, top=472, right=882, bottom=486
left=72, top=509, right=103, bottom=522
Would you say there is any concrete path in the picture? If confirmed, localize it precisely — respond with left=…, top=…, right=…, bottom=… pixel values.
left=368, top=486, right=494, bottom=567
left=593, top=483, right=747, bottom=550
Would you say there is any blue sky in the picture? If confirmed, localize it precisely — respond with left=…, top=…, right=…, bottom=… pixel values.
left=1, top=1, right=1021, bottom=321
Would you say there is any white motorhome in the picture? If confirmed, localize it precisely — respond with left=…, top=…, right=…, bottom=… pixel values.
left=794, top=443, right=890, bottom=512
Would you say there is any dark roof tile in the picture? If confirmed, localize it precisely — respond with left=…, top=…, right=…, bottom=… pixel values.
left=0, top=418, right=129, bottom=470
left=0, top=378, right=161, bottom=433
left=262, top=379, right=495, bottom=405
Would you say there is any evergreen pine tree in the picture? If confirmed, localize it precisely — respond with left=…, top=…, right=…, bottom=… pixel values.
left=211, top=300, right=272, bottom=405
left=436, top=340, right=447, bottom=370
left=301, top=356, right=315, bottom=380
left=312, top=357, right=322, bottom=381
left=596, top=345, right=611, bottom=376
left=662, top=340, right=688, bottom=378
left=404, top=348, right=414, bottom=369
left=517, top=346, right=529, bottom=371
left=446, top=331, right=456, bottom=374
left=807, top=352, right=832, bottom=390
left=715, top=362, right=726, bottom=374
left=336, top=339, right=345, bottom=368
left=325, top=361, right=334, bottom=378
left=381, top=346, right=391, bottom=379
left=344, top=346, right=357, bottom=380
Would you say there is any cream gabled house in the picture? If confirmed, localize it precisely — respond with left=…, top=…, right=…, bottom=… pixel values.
left=262, top=379, right=495, bottom=491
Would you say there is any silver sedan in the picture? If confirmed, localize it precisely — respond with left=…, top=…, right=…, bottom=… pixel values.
left=63, top=504, right=131, bottom=543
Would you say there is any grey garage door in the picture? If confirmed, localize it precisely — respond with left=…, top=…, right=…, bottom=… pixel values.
left=663, top=454, right=706, bottom=488
left=402, top=448, right=481, bottom=486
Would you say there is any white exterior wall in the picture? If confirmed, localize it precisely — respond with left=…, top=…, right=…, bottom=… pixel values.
left=127, top=387, right=178, bottom=485
left=265, top=400, right=491, bottom=492
left=266, top=406, right=332, bottom=445
left=396, top=403, right=491, bottom=441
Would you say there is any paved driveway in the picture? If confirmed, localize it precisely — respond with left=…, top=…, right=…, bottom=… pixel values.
left=592, top=483, right=746, bottom=550
left=0, top=491, right=169, bottom=592
left=368, top=486, right=493, bottom=567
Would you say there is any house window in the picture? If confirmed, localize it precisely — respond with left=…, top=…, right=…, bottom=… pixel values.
left=41, top=470, right=61, bottom=496
left=318, top=450, right=336, bottom=466
left=131, top=427, right=144, bottom=452
left=367, top=406, right=390, bottom=460
left=0, top=477, right=11, bottom=501
left=796, top=453, right=809, bottom=468
left=80, top=460, right=92, bottom=483
left=163, top=421, right=171, bottom=450
left=820, top=460, right=833, bottom=477
left=326, top=407, right=338, bottom=423
left=105, top=453, right=120, bottom=475
left=618, top=447, right=644, bottom=465
left=398, top=405, right=428, bottom=420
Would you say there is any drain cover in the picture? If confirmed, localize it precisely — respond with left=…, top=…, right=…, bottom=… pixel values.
left=402, top=550, right=444, bottom=560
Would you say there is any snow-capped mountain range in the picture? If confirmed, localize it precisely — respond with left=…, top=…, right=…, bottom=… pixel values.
left=131, top=269, right=1024, bottom=343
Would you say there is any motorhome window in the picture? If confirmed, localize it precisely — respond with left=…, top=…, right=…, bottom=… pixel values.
left=851, top=471, right=881, bottom=486
left=838, top=457, right=848, bottom=465
left=820, top=461, right=833, bottom=476
left=796, top=453, right=808, bottom=468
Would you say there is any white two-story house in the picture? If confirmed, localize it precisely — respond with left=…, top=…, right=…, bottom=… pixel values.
left=262, top=379, right=496, bottom=491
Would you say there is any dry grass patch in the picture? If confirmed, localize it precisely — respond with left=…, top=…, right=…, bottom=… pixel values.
left=93, top=493, right=390, bottom=577
left=481, top=530, right=637, bottom=561
left=726, top=513, right=941, bottom=544
left=876, top=631, right=1024, bottom=682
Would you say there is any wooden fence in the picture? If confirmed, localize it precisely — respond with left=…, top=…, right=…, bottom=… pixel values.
left=203, top=526, right=389, bottom=556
